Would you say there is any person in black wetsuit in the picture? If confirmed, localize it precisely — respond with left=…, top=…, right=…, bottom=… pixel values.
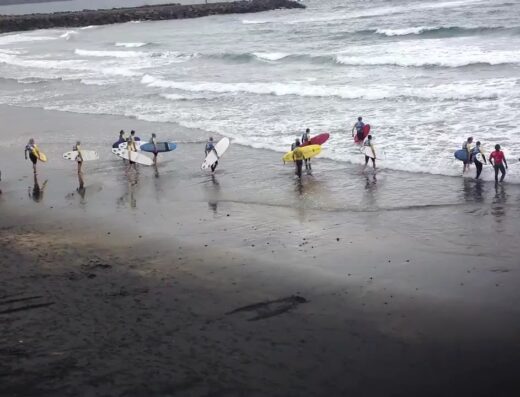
left=352, top=117, right=365, bottom=141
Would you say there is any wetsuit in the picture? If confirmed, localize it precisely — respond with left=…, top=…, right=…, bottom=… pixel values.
left=301, top=132, right=311, bottom=170
left=25, top=144, right=38, bottom=164
left=471, top=146, right=485, bottom=179
left=363, top=138, right=375, bottom=166
left=293, top=146, right=304, bottom=178
left=462, top=141, right=472, bottom=165
left=205, top=141, right=218, bottom=172
left=489, top=150, right=507, bottom=182
left=355, top=121, right=365, bottom=140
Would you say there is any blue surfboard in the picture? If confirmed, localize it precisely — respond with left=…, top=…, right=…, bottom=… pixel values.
left=140, top=142, right=177, bottom=153
left=454, top=149, right=468, bottom=162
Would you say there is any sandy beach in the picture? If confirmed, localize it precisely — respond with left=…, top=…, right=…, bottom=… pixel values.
left=0, top=104, right=519, bottom=396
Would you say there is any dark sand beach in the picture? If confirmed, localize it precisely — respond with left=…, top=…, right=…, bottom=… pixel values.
left=1, top=105, right=520, bottom=396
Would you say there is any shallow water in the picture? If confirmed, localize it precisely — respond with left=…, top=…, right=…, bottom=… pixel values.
left=0, top=0, right=519, bottom=183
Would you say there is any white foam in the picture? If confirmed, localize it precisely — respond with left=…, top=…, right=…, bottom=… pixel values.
left=253, top=52, right=289, bottom=61
left=141, top=75, right=514, bottom=101
left=375, top=26, right=438, bottom=36
left=0, top=34, right=58, bottom=45
left=60, top=30, right=79, bottom=40
left=74, top=49, right=145, bottom=58
left=115, top=42, right=149, bottom=48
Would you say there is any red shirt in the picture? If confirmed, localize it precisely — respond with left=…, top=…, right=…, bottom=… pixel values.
left=490, top=150, right=505, bottom=165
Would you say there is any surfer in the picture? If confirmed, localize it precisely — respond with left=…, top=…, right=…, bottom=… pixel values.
left=73, top=141, right=84, bottom=188
left=352, top=116, right=365, bottom=141
left=24, top=138, right=39, bottom=174
left=292, top=143, right=304, bottom=179
left=150, top=133, right=158, bottom=165
left=363, top=135, right=376, bottom=169
left=471, top=141, right=487, bottom=180
left=462, top=137, right=473, bottom=174
left=301, top=128, right=312, bottom=171
left=126, top=132, right=138, bottom=171
left=205, top=137, right=219, bottom=173
left=489, top=144, right=508, bottom=183
left=291, top=138, right=300, bottom=151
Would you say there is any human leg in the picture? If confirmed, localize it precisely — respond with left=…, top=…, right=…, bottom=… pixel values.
left=475, top=160, right=482, bottom=179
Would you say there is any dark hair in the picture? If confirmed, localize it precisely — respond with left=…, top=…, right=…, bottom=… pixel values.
left=130, top=130, right=135, bottom=135
left=476, top=141, right=481, bottom=145
left=367, top=135, right=372, bottom=139
left=358, top=117, right=362, bottom=121
left=495, top=144, right=501, bottom=150
left=306, top=128, right=310, bottom=133
left=467, top=137, right=473, bottom=142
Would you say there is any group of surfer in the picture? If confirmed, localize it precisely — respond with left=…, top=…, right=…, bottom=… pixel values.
left=462, top=136, right=509, bottom=182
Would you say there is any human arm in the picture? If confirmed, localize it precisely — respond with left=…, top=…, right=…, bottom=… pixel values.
left=504, top=155, right=508, bottom=169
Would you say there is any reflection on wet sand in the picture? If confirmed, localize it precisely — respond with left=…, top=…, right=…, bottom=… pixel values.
left=28, top=174, right=47, bottom=203
left=207, top=174, right=220, bottom=214
left=117, top=171, right=139, bottom=209
left=492, top=183, right=507, bottom=228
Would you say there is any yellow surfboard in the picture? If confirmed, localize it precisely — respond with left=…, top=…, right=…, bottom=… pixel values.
left=33, top=146, right=47, bottom=162
left=283, top=144, right=322, bottom=163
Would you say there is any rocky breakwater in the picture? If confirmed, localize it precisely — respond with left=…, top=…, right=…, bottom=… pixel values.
left=0, top=0, right=305, bottom=33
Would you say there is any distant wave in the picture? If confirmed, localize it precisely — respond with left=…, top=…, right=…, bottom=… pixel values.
left=74, top=49, right=145, bottom=58
left=252, top=52, right=290, bottom=61
left=0, top=34, right=58, bottom=45
left=373, top=25, right=517, bottom=37
left=60, top=30, right=79, bottom=40
left=141, top=74, right=512, bottom=101
left=114, top=42, right=150, bottom=48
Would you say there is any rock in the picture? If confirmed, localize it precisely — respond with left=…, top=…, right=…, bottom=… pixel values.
left=0, top=1, right=306, bottom=33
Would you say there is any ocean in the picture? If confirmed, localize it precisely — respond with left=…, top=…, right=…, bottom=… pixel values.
left=0, top=0, right=519, bottom=182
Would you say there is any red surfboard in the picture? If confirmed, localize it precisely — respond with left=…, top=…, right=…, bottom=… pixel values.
left=354, top=124, right=370, bottom=144
left=301, top=132, right=330, bottom=147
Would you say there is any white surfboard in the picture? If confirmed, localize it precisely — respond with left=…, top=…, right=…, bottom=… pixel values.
left=111, top=148, right=154, bottom=166
left=475, top=153, right=484, bottom=163
left=201, top=137, right=230, bottom=170
left=360, top=145, right=376, bottom=159
left=63, top=150, right=99, bottom=161
left=118, top=141, right=143, bottom=150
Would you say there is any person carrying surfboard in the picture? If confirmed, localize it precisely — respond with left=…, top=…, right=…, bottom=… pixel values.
left=489, top=144, right=508, bottom=183
left=205, top=137, right=219, bottom=173
left=462, top=137, right=473, bottom=174
left=292, top=139, right=304, bottom=178
left=126, top=131, right=138, bottom=171
left=24, top=138, right=39, bottom=174
left=352, top=117, right=365, bottom=141
left=471, top=141, right=487, bottom=180
left=73, top=141, right=84, bottom=188
left=150, top=133, right=158, bottom=166
left=363, top=135, right=376, bottom=169
left=301, top=128, right=312, bottom=172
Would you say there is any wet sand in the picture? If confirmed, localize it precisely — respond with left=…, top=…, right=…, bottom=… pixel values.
left=1, top=105, right=519, bottom=396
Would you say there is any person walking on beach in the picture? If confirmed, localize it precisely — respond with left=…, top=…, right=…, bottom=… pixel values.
left=292, top=143, right=305, bottom=179
left=301, top=128, right=312, bottom=172
left=150, top=133, right=159, bottom=166
left=73, top=140, right=84, bottom=188
left=352, top=116, right=365, bottom=141
left=363, top=134, right=376, bottom=170
left=462, top=136, right=473, bottom=174
left=489, top=144, right=508, bottom=183
left=24, top=138, right=39, bottom=175
left=126, top=132, right=138, bottom=172
left=205, top=137, right=219, bottom=173
left=471, top=141, right=487, bottom=180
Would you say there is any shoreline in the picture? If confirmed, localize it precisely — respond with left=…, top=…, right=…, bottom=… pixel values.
left=0, top=0, right=305, bottom=33
left=1, top=104, right=519, bottom=396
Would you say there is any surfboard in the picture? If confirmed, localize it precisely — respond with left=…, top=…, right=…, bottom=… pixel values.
left=454, top=149, right=468, bottom=162
left=63, top=150, right=99, bottom=161
left=118, top=141, right=143, bottom=150
left=301, top=133, right=330, bottom=147
left=283, top=144, right=322, bottom=162
left=361, top=145, right=375, bottom=159
left=475, top=153, right=484, bottom=163
left=202, top=137, right=230, bottom=170
left=112, top=136, right=141, bottom=149
left=32, top=146, right=47, bottom=162
left=139, top=142, right=177, bottom=153
left=354, top=124, right=370, bottom=144
left=111, top=148, right=154, bottom=166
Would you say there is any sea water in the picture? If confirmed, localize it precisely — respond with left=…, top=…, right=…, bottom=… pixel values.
left=0, top=0, right=519, bottom=182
